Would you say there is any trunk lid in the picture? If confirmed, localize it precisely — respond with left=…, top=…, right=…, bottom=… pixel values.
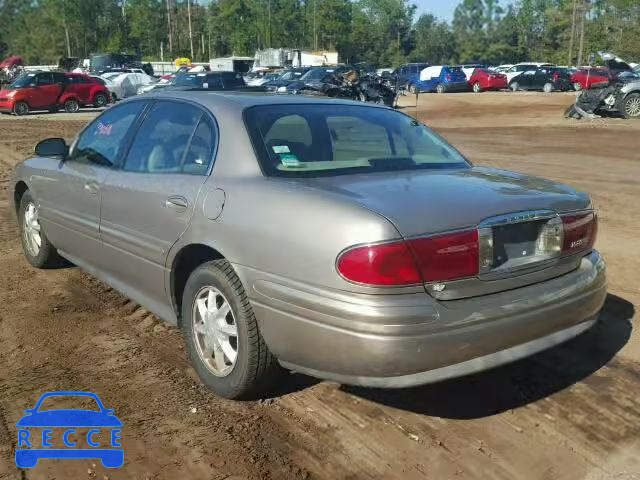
left=306, top=166, right=590, bottom=237
left=306, top=167, right=592, bottom=299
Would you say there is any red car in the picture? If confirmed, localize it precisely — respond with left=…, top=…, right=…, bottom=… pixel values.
left=468, top=68, right=508, bottom=92
left=0, top=71, right=110, bottom=115
left=570, top=68, right=610, bottom=91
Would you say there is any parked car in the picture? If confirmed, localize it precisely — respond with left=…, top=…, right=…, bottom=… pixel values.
left=505, top=62, right=555, bottom=83
left=0, top=71, right=110, bottom=115
left=468, top=68, right=508, bottom=92
left=12, top=92, right=606, bottom=399
left=167, top=71, right=263, bottom=92
left=414, top=65, right=469, bottom=93
left=392, top=63, right=430, bottom=93
left=263, top=68, right=311, bottom=92
left=570, top=68, right=610, bottom=91
left=493, top=64, right=514, bottom=74
left=460, top=63, right=487, bottom=80
left=509, top=66, right=572, bottom=92
left=101, top=72, right=157, bottom=100
left=285, top=66, right=347, bottom=94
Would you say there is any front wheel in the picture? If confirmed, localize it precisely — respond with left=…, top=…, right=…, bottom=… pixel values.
left=13, top=101, right=29, bottom=116
left=510, top=82, right=519, bottom=92
left=573, top=82, right=583, bottom=91
left=181, top=260, right=282, bottom=399
left=472, top=82, right=482, bottom=93
left=623, top=93, right=640, bottom=119
left=436, top=83, right=446, bottom=94
left=543, top=82, right=554, bottom=93
left=408, top=83, right=418, bottom=94
left=18, top=191, right=62, bottom=268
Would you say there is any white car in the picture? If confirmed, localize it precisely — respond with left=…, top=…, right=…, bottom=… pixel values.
left=505, top=62, right=555, bottom=83
left=100, top=72, right=157, bottom=100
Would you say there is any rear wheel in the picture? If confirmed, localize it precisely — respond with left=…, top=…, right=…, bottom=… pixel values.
left=13, top=101, right=29, bottom=116
left=93, top=92, right=108, bottom=107
left=408, top=83, right=418, bottom=94
left=436, top=83, right=446, bottom=94
left=573, top=82, right=583, bottom=91
left=64, top=98, right=80, bottom=113
left=622, top=93, right=640, bottom=119
left=472, top=82, right=482, bottom=93
left=543, top=82, right=554, bottom=93
left=181, top=260, right=282, bottom=399
left=18, top=191, right=62, bottom=268
left=510, top=81, right=519, bottom=92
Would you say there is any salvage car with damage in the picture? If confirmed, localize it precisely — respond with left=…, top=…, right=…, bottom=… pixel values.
left=12, top=92, right=606, bottom=399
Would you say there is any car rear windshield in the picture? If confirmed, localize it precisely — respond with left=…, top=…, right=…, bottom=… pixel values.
left=174, top=73, right=206, bottom=87
left=244, top=104, right=470, bottom=177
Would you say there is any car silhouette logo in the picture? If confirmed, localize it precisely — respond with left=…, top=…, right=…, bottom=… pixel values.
left=15, top=391, right=123, bottom=468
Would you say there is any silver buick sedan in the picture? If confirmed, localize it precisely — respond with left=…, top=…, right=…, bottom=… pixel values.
left=12, top=91, right=606, bottom=399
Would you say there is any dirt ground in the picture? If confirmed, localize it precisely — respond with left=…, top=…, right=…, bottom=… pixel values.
left=0, top=92, right=638, bottom=480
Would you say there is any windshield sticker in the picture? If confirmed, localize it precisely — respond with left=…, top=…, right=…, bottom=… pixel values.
left=279, top=154, right=300, bottom=166
left=96, top=122, right=113, bottom=136
left=272, top=145, right=290, bottom=154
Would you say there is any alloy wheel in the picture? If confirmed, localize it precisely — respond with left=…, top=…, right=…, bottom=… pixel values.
left=625, top=96, right=640, bottom=118
left=23, top=202, right=41, bottom=257
left=192, top=286, right=238, bottom=377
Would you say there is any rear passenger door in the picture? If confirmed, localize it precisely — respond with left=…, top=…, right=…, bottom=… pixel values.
left=98, top=100, right=216, bottom=316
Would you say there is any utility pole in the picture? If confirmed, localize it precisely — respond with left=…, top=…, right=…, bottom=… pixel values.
left=568, top=0, right=577, bottom=66
left=313, top=0, right=318, bottom=50
left=268, top=0, right=272, bottom=48
left=166, top=0, right=173, bottom=56
left=187, top=0, right=194, bottom=59
left=577, top=0, right=588, bottom=67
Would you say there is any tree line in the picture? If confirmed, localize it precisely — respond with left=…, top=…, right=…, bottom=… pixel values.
left=0, top=0, right=638, bottom=67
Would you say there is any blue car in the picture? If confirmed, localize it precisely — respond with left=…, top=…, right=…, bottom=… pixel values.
left=264, top=68, right=311, bottom=93
left=15, top=391, right=123, bottom=468
left=409, top=65, right=469, bottom=93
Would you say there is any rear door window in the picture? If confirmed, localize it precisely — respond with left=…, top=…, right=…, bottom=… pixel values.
left=36, top=73, right=54, bottom=86
left=122, top=101, right=203, bottom=173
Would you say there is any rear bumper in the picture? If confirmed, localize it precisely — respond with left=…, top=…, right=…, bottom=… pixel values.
left=442, top=81, right=470, bottom=92
left=245, top=250, right=607, bottom=387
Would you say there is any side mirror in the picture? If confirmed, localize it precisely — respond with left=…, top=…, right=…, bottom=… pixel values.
left=35, top=138, right=68, bottom=158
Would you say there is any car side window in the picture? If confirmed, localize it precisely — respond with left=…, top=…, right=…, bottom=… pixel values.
left=52, top=73, right=67, bottom=84
left=122, top=101, right=202, bottom=173
left=264, top=114, right=312, bottom=147
left=36, top=73, right=53, bottom=86
left=204, top=75, right=223, bottom=89
left=71, top=101, right=147, bottom=167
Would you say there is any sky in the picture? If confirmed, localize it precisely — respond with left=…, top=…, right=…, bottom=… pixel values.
left=413, top=0, right=514, bottom=23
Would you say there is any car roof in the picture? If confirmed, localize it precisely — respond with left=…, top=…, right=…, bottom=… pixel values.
left=149, top=90, right=384, bottom=112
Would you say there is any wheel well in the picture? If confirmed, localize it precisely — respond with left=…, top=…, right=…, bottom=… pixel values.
left=171, top=244, right=225, bottom=324
left=13, top=181, right=28, bottom=214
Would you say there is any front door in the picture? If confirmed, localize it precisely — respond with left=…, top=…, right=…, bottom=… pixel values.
left=34, top=100, right=148, bottom=268
left=99, top=100, right=216, bottom=314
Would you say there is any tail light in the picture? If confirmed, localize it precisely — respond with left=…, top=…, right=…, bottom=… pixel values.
left=553, top=72, right=560, bottom=82
left=337, top=230, right=479, bottom=286
left=561, top=212, right=597, bottom=254
left=337, top=212, right=597, bottom=287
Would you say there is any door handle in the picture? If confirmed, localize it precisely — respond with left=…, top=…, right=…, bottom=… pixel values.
left=84, top=182, right=99, bottom=195
left=163, top=195, right=188, bottom=210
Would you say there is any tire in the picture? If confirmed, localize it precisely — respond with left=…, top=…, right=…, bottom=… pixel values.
left=18, top=191, right=62, bottom=268
left=573, top=82, right=583, bottom=91
left=436, top=83, right=445, bottom=94
left=543, top=82, right=554, bottom=93
left=472, top=82, right=482, bottom=93
left=622, top=93, right=640, bottom=119
left=181, top=260, right=281, bottom=399
left=408, top=83, right=418, bottom=94
left=111, top=92, right=118, bottom=102
left=510, top=82, right=519, bottom=92
left=64, top=98, right=80, bottom=113
left=93, top=92, right=108, bottom=107
left=12, top=101, right=29, bottom=116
